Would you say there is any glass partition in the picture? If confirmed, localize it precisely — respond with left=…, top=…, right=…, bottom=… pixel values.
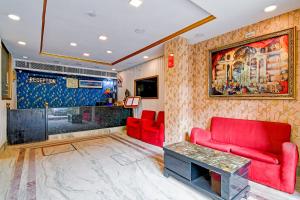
left=7, top=105, right=132, bottom=144
left=47, top=106, right=132, bottom=135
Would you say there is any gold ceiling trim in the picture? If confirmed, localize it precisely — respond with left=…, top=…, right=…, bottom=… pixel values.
left=40, top=52, right=113, bottom=66
left=39, top=0, right=216, bottom=66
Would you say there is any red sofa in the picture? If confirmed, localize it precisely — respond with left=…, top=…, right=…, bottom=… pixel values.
left=141, top=111, right=164, bottom=147
left=126, top=110, right=156, bottom=139
left=190, top=117, right=299, bottom=194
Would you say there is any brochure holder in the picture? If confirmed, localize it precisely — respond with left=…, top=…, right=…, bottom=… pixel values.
left=124, top=96, right=141, bottom=108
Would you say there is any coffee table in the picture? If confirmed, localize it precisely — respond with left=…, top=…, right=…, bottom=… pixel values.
left=163, top=142, right=250, bottom=200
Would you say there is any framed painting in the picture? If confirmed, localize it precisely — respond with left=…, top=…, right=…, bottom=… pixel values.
left=1, top=42, right=13, bottom=100
left=209, top=27, right=295, bottom=99
left=79, top=80, right=102, bottom=88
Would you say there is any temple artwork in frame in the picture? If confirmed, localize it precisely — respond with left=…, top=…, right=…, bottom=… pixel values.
left=209, top=28, right=295, bottom=99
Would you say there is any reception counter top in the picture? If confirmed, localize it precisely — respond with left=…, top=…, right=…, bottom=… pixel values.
left=7, top=105, right=132, bottom=145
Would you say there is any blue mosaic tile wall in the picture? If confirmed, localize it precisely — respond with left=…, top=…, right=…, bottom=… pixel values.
left=16, top=70, right=116, bottom=109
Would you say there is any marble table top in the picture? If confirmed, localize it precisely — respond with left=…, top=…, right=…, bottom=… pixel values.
left=164, top=141, right=250, bottom=174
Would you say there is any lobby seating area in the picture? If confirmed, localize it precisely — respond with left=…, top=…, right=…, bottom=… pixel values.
left=1, top=1, right=300, bottom=200
left=141, top=111, right=165, bottom=147
left=127, top=110, right=165, bottom=147
left=126, top=110, right=156, bottom=139
left=190, top=117, right=299, bottom=194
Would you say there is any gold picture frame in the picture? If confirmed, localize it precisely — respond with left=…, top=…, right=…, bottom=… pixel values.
left=1, top=42, right=13, bottom=100
left=208, top=27, right=296, bottom=100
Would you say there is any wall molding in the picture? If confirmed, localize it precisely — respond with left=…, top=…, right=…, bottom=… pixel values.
left=39, top=0, right=215, bottom=66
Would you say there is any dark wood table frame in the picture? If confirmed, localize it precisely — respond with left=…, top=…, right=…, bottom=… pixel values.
left=163, top=142, right=250, bottom=200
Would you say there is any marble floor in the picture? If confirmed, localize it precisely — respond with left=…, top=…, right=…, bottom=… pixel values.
left=0, top=133, right=300, bottom=200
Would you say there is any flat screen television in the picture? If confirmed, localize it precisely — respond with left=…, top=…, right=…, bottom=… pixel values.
left=135, top=76, right=158, bottom=98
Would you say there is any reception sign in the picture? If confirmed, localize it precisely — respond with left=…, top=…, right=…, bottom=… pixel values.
left=209, top=28, right=295, bottom=99
left=79, top=80, right=102, bottom=88
left=28, top=76, right=56, bottom=84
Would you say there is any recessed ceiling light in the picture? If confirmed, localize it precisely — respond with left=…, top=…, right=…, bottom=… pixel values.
left=99, top=35, right=107, bottom=40
left=83, top=53, right=90, bottom=57
left=22, top=56, right=28, bottom=59
left=134, top=28, right=145, bottom=34
left=194, top=33, right=205, bottom=38
left=8, top=14, right=20, bottom=21
left=143, top=56, right=149, bottom=59
left=106, top=50, right=112, bottom=54
left=70, top=42, right=77, bottom=47
left=129, top=0, right=143, bottom=7
left=264, top=5, right=277, bottom=13
left=112, top=68, right=116, bottom=71
left=86, top=10, right=96, bottom=18
left=18, top=41, right=26, bottom=45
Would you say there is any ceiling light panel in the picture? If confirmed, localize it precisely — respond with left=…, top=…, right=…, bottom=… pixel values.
left=99, top=35, right=108, bottom=40
left=18, top=41, right=26, bottom=45
left=70, top=42, right=77, bottom=46
left=264, top=5, right=277, bottom=13
left=129, top=0, right=143, bottom=8
left=8, top=14, right=20, bottom=21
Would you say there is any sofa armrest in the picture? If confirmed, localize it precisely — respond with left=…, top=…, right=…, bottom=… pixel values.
left=159, top=123, right=165, bottom=142
left=127, top=117, right=140, bottom=125
left=190, top=128, right=211, bottom=144
left=280, top=142, right=299, bottom=193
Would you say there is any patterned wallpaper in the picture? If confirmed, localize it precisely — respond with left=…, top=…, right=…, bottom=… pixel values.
left=164, top=9, right=300, bottom=150
left=16, top=70, right=116, bottom=109
left=164, top=37, right=193, bottom=144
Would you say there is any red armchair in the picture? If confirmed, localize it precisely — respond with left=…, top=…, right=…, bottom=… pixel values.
left=126, top=110, right=156, bottom=139
left=141, top=111, right=164, bottom=147
left=190, top=117, right=299, bottom=194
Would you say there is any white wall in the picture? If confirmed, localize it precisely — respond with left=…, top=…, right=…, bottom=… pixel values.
left=118, top=56, right=165, bottom=117
left=0, top=40, right=7, bottom=148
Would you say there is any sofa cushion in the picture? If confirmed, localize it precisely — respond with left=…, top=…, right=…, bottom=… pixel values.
left=196, top=140, right=230, bottom=152
left=143, top=126, right=160, bottom=134
left=210, top=117, right=291, bottom=154
left=231, top=146, right=279, bottom=164
left=141, top=110, right=156, bottom=120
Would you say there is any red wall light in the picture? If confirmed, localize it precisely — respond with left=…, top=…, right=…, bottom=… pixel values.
left=168, top=53, right=174, bottom=68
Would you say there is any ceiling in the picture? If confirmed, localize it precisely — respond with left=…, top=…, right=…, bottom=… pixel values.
left=0, top=0, right=299, bottom=71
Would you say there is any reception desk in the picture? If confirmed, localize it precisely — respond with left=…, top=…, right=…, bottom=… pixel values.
left=7, top=105, right=132, bottom=145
